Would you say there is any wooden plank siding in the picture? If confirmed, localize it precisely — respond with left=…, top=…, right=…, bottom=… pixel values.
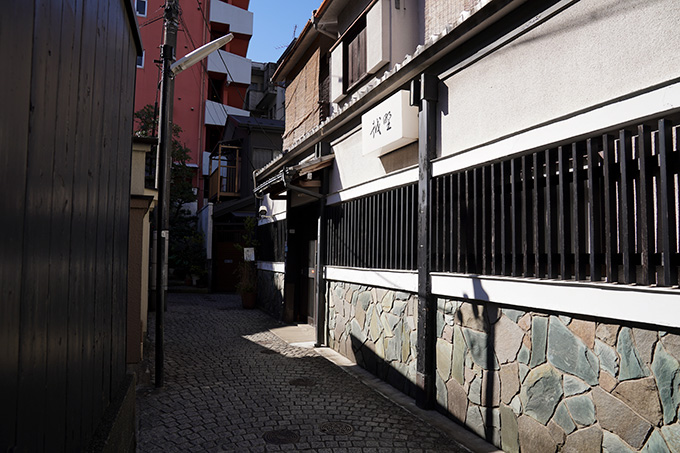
left=0, top=0, right=140, bottom=450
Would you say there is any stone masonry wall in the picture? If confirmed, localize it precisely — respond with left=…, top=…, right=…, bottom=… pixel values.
left=435, top=299, right=680, bottom=452
left=325, top=281, right=680, bottom=451
left=327, top=282, right=419, bottom=396
left=256, top=270, right=285, bottom=320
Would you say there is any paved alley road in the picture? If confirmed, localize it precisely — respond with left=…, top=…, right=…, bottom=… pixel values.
left=137, top=293, right=473, bottom=452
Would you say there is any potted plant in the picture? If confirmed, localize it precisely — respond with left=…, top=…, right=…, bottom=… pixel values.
left=235, top=217, right=258, bottom=308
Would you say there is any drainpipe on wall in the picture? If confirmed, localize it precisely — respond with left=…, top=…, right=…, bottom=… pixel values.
left=413, top=73, right=438, bottom=409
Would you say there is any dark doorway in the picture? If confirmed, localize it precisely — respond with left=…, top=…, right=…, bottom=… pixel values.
left=284, top=200, right=319, bottom=324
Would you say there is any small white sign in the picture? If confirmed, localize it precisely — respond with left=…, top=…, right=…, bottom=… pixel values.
left=244, top=247, right=255, bottom=262
left=361, top=90, right=418, bottom=156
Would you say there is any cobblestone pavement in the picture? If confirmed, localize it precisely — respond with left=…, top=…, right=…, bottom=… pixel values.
left=137, top=293, right=472, bottom=452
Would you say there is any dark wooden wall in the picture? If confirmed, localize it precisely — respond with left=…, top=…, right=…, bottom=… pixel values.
left=0, top=0, right=142, bottom=450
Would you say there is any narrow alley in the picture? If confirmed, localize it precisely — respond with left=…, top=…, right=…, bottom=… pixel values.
left=136, top=293, right=480, bottom=452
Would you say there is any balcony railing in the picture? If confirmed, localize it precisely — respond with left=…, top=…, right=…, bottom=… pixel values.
left=209, top=145, right=241, bottom=202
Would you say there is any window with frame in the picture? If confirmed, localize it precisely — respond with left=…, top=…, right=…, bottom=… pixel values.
left=135, top=0, right=147, bottom=17
left=344, top=17, right=367, bottom=91
left=136, top=51, right=145, bottom=68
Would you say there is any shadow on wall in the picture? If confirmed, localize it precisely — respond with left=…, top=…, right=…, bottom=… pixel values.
left=463, top=278, right=496, bottom=444
left=349, top=334, right=419, bottom=399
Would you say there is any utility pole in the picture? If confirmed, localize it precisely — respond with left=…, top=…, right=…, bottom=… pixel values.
left=155, top=0, right=178, bottom=389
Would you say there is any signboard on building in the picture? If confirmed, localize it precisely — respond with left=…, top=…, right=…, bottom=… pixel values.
left=361, top=90, right=418, bottom=156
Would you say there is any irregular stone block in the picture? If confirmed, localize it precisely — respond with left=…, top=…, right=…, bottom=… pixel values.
left=564, top=394, right=595, bottom=427
left=612, top=376, right=663, bottom=426
left=633, top=328, right=658, bottom=366
left=462, top=327, right=499, bottom=370
left=447, top=378, right=468, bottom=422
left=596, top=323, right=620, bottom=346
left=392, top=299, right=407, bottom=317
left=436, top=310, right=446, bottom=338
left=369, top=308, right=383, bottom=341
left=661, top=333, right=680, bottom=363
left=452, top=326, right=465, bottom=385
left=651, top=341, right=680, bottom=425
left=559, top=315, right=572, bottom=325
left=503, top=308, right=525, bottom=323
left=563, top=375, right=589, bottom=397
left=376, top=288, right=390, bottom=310
left=436, top=372, right=447, bottom=408
left=500, top=362, right=520, bottom=405
left=592, top=387, right=652, bottom=449
left=599, top=371, right=617, bottom=392
left=641, top=429, right=670, bottom=453
left=519, top=363, right=530, bottom=384
left=466, top=404, right=486, bottom=438
left=603, top=430, right=635, bottom=453
left=398, top=322, right=409, bottom=361
left=547, top=316, right=599, bottom=385
left=385, top=312, right=401, bottom=335
left=500, top=404, right=519, bottom=453
left=595, top=339, right=619, bottom=378
left=495, top=315, right=524, bottom=364
left=518, top=415, right=557, bottom=453
left=547, top=420, right=566, bottom=447
left=355, top=304, right=366, bottom=330
left=520, top=363, right=563, bottom=425
left=350, top=318, right=366, bottom=345
left=482, top=370, right=501, bottom=407
left=385, top=337, right=400, bottom=362
left=518, top=345, right=530, bottom=365
left=553, top=402, right=576, bottom=434
left=442, top=324, right=453, bottom=343
left=457, top=301, right=489, bottom=332
left=562, top=425, right=602, bottom=453
left=568, top=318, right=596, bottom=350
left=530, top=316, right=549, bottom=367
left=510, top=394, right=522, bottom=415
left=469, top=375, right=482, bottom=405
left=660, top=424, right=680, bottom=453
left=618, top=327, right=648, bottom=381
left=436, top=338, right=453, bottom=382
left=395, top=291, right=410, bottom=301
left=518, top=313, right=532, bottom=331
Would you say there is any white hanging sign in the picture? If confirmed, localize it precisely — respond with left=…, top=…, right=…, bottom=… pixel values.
left=361, top=90, right=418, bottom=156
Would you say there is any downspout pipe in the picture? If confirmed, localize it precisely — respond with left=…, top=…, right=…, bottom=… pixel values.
left=413, top=73, right=438, bottom=409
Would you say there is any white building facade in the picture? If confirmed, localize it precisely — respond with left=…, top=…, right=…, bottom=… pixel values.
left=254, top=0, right=680, bottom=450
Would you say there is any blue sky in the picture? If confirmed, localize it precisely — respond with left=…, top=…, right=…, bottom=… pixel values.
left=247, top=0, right=323, bottom=63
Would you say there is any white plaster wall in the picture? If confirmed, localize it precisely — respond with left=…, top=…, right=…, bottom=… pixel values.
left=440, top=0, right=680, bottom=157
left=330, top=127, right=390, bottom=194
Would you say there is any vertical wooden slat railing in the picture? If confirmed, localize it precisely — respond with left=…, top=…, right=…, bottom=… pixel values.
left=658, top=119, right=678, bottom=287
left=324, top=116, right=679, bottom=288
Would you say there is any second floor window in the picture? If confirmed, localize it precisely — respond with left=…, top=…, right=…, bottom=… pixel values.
left=345, top=18, right=367, bottom=90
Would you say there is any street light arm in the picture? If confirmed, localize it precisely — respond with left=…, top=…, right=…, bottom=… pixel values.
left=170, top=33, right=234, bottom=76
